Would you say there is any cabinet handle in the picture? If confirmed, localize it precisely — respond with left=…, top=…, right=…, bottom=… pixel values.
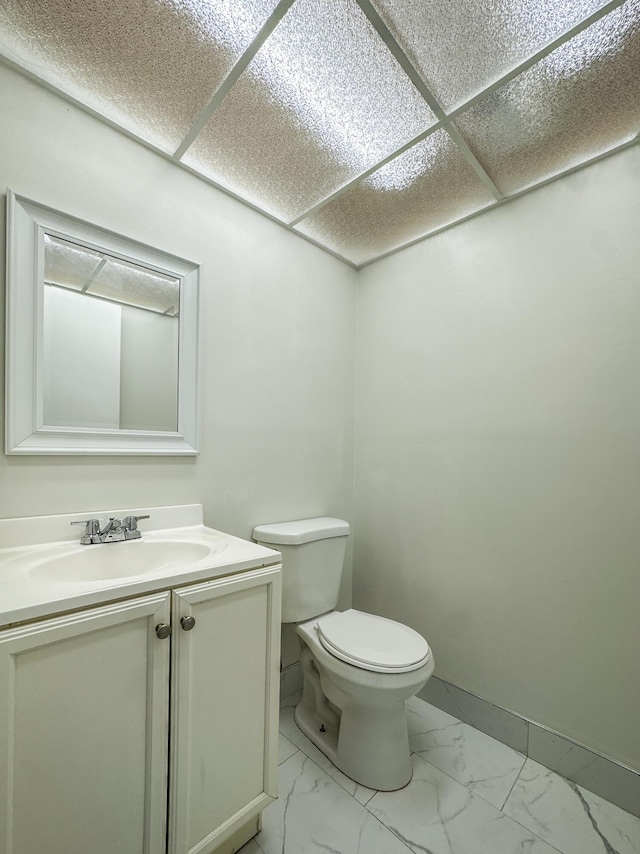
left=155, top=623, right=172, bottom=639
left=180, top=616, right=196, bottom=631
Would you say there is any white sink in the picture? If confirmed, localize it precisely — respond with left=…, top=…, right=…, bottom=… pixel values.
left=0, top=505, right=279, bottom=628
left=28, top=538, right=224, bottom=583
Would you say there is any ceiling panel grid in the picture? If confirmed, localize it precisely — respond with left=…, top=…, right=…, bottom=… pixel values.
left=180, top=0, right=438, bottom=221
left=0, top=0, right=638, bottom=266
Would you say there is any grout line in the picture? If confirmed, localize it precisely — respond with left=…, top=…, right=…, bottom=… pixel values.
left=499, top=755, right=528, bottom=813
left=361, top=804, right=416, bottom=853
left=506, top=816, right=566, bottom=854
left=507, top=810, right=567, bottom=854
left=277, top=747, right=302, bottom=769
left=360, top=789, right=378, bottom=807
left=410, top=746, right=527, bottom=815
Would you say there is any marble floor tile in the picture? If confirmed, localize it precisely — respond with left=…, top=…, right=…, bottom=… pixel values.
left=528, top=724, right=640, bottom=819
left=278, top=732, right=298, bottom=765
left=275, top=682, right=638, bottom=854
left=279, top=699, right=377, bottom=805
left=406, top=696, right=527, bottom=809
left=237, top=840, right=262, bottom=854
left=503, top=758, right=640, bottom=854
left=367, top=753, right=559, bottom=854
left=253, top=750, right=413, bottom=854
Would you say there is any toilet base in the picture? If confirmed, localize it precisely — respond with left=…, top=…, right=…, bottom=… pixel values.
left=294, top=698, right=340, bottom=766
left=294, top=689, right=413, bottom=791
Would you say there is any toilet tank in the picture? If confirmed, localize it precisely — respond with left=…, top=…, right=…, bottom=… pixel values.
left=253, top=518, right=350, bottom=623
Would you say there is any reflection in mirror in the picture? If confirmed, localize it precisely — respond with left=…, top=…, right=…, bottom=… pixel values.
left=5, top=190, right=200, bottom=455
left=43, top=235, right=180, bottom=432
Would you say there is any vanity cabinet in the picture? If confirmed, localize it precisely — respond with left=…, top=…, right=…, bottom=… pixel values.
left=0, top=564, right=281, bottom=854
left=169, top=568, right=281, bottom=854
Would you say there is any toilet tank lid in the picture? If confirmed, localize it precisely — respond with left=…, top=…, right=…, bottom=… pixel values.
left=253, top=517, right=350, bottom=545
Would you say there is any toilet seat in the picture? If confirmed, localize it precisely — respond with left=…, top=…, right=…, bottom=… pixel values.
left=315, top=609, right=431, bottom=674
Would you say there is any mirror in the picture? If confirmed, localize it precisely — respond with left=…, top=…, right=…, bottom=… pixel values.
left=42, top=234, right=180, bottom=432
left=5, top=191, right=200, bottom=454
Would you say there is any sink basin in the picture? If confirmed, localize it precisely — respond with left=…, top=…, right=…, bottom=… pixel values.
left=28, top=539, right=223, bottom=583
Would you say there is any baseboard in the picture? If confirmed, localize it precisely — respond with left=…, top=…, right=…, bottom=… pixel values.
left=418, top=676, right=640, bottom=818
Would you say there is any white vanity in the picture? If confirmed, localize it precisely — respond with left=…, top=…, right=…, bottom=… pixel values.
left=0, top=504, right=281, bottom=854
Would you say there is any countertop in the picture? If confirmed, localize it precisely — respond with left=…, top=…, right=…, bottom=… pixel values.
left=0, top=504, right=281, bottom=628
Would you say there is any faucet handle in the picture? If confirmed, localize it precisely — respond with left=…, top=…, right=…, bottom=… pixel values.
left=124, top=514, right=150, bottom=530
left=123, top=515, right=150, bottom=538
left=71, top=518, right=99, bottom=532
left=70, top=519, right=101, bottom=544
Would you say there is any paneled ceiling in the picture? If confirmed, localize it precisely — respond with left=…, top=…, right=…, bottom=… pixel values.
left=1, top=0, right=639, bottom=267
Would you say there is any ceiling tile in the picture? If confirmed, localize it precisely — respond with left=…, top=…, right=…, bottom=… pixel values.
left=294, top=129, right=497, bottom=265
left=0, top=0, right=282, bottom=153
left=180, top=0, right=437, bottom=222
left=370, top=0, right=613, bottom=111
left=2, top=0, right=638, bottom=264
left=90, top=258, right=180, bottom=315
left=44, top=235, right=103, bottom=290
left=44, top=234, right=180, bottom=313
left=452, top=1, right=640, bottom=196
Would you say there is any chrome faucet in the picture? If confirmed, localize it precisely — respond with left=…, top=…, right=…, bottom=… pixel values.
left=71, top=515, right=150, bottom=545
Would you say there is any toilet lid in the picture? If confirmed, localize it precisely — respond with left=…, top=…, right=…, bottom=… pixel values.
left=316, top=609, right=430, bottom=673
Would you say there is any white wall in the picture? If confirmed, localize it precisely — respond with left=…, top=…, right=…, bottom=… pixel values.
left=43, top=286, right=121, bottom=428
left=120, top=306, right=179, bottom=431
left=355, top=145, right=640, bottom=770
left=0, top=65, right=356, bottom=596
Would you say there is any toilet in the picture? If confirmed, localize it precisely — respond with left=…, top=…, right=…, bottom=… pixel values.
left=253, top=517, right=434, bottom=791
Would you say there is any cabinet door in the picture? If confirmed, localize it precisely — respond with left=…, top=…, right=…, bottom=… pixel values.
left=0, top=593, right=171, bottom=854
left=168, top=565, right=281, bottom=854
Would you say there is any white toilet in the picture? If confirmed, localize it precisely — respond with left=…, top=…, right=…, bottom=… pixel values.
left=253, top=517, right=434, bottom=791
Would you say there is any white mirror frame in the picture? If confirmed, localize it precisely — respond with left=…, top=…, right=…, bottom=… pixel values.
left=5, top=190, right=200, bottom=455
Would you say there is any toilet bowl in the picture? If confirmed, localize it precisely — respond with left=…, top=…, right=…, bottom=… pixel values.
left=252, top=517, right=434, bottom=792
left=295, top=609, right=434, bottom=790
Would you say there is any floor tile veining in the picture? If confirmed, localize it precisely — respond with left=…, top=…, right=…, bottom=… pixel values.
left=242, top=693, right=640, bottom=854
left=405, top=695, right=527, bottom=810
